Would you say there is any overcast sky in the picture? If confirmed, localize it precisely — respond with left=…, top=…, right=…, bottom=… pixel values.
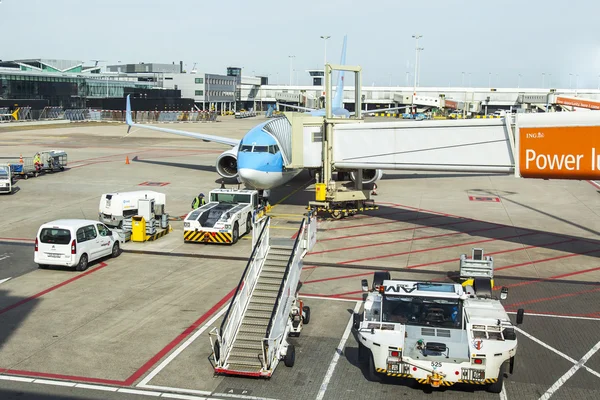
left=1, top=0, right=599, bottom=89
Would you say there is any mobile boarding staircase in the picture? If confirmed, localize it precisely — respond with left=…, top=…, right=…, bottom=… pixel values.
left=209, top=211, right=318, bottom=377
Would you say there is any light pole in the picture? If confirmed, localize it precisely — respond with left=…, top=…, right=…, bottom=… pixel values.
left=542, top=72, right=545, bottom=88
left=320, top=35, right=330, bottom=68
left=469, top=72, right=472, bottom=87
left=488, top=72, right=491, bottom=88
left=288, top=55, right=295, bottom=86
left=411, top=34, right=422, bottom=93
left=569, top=73, right=573, bottom=89
left=462, top=71, right=465, bottom=86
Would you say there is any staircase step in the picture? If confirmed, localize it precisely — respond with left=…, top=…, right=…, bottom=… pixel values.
left=247, top=303, right=274, bottom=312
left=235, top=333, right=265, bottom=342
left=257, top=277, right=283, bottom=285
left=246, top=310, right=272, bottom=319
left=255, top=283, right=280, bottom=292
left=233, top=340, right=263, bottom=351
left=261, top=271, right=285, bottom=279
left=270, top=238, right=296, bottom=248
left=239, top=324, right=268, bottom=334
left=249, top=297, right=277, bottom=305
left=230, top=350, right=262, bottom=360
left=226, top=359, right=263, bottom=369
left=263, top=264, right=287, bottom=272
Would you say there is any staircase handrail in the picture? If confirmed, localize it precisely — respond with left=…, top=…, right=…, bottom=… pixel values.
left=264, top=217, right=306, bottom=340
left=219, top=216, right=271, bottom=337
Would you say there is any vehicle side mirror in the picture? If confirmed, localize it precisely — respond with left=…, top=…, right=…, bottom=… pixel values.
left=361, top=279, right=369, bottom=292
left=516, top=308, right=525, bottom=325
left=500, top=286, right=508, bottom=300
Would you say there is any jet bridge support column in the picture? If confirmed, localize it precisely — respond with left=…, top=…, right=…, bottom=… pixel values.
left=307, top=63, right=378, bottom=219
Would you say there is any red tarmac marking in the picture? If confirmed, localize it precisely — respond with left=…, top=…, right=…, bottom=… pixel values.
left=341, top=231, right=537, bottom=265
left=588, top=180, right=600, bottom=190
left=406, top=237, right=575, bottom=269
left=123, top=286, right=237, bottom=386
left=311, top=225, right=506, bottom=256
left=0, top=262, right=109, bottom=316
left=503, top=265, right=600, bottom=289
left=506, top=309, right=600, bottom=319
left=504, top=286, right=600, bottom=309
left=326, top=210, right=427, bottom=231
left=0, top=369, right=125, bottom=386
left=320, top=218, right=475, bottom=242
left=0, top=237, right=35, bottom=243
left=299, top=292, right=362, bottom=301
left=495, top=249, right=600, bottom=272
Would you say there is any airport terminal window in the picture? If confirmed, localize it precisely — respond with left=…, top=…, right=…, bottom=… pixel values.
left=40, top=228, right=71, bottom=245
left=195, top=90, right=204, bottom=96
left=382, top=295, right=462, bottom=329
left=195, top=78, right=204, bottom=84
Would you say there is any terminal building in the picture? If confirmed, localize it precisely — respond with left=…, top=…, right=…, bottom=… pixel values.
left=1, top=59, right=599, bottom=114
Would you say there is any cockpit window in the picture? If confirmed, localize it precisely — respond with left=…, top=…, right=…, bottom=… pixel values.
left=239, top=144, right=280, bottom=154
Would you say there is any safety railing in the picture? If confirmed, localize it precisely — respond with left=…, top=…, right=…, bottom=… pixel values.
left=262, top=213, right=312, bottom=369
left=216, top=216, right=271, bottom=366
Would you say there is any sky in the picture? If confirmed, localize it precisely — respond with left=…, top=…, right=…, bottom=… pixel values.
left=1, top=0, right=599, bottom=89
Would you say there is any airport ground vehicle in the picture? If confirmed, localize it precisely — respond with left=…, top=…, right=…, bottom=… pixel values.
left=183, top=188, right=266, bottom=244
left=353, top=249, right=523, bottom=393
left=0, top=164, right=14, bottom=194
left=34, top=219, right=122, bottom=271
left=99, top=191, right=166, bottom=228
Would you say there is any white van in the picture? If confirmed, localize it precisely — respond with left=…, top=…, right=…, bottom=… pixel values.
left=99, top=190, right=166, bottom=228
left=34, top=219, right=121, bottom=271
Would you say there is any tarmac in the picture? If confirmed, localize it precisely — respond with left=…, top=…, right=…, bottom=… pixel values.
left=0, top=116, right=598, bottom=400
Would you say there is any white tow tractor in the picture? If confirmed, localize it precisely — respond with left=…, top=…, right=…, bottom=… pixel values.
left=183, top=188, right=268, bottom=245
left=352, top=248, right=524, bottom=393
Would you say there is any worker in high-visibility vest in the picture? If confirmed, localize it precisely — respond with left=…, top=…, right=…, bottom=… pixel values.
left=33, top=153, right=42, bottom=171
left=191, top=193, right=206, bottom=209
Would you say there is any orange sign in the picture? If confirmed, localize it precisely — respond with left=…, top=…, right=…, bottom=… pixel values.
left=519, top=126, right=600, bottom=179
left=555, top=96, right=600, bottom=110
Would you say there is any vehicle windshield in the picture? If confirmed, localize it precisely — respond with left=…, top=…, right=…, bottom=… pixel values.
left=40, top=228, right=71, bottom=245
left=239, top=144, right=279, bottom=154
left=0, top=166, right=8, bottom=178
left=210, top=193, right=251, bottom=204
left=382, top=295, right=462, bottom=329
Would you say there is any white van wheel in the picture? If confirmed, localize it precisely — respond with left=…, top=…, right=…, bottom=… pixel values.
left=76, top=254, right=89, bottom=271
left=111, top=242, right=120, bottom=258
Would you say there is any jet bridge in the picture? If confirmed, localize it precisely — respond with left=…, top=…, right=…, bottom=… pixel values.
left=209, top=211, right=317, bottom=377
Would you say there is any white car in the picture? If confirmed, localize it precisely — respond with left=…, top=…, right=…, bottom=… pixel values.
left=34, top=219, right=122, bottom=271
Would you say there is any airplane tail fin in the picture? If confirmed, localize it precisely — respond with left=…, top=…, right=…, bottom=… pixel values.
left=125, top=95, right=134, bottom=133
left=331, top=35, right=347, bottom=110
left=10, top=108, right=19, bottom=121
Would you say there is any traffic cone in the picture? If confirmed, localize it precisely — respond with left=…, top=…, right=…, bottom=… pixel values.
left=19, top=154, right=23, bottom=163
left=125, top=156, right=130, bottom=165
left=371, top=183, right=378, bottom=196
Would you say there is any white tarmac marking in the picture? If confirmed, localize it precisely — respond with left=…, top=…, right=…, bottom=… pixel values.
left=316, top=301, right=361, bottom=400
left=137, top=304, right=229, bottom=387
left=299, top=294, right=361, bottom=303
left=500, top=383, right=508, bottom=400
left=515, top=327, right=600, bottom=379
left=0, top=254, right=10, bottom=262
left=140, top=385, right=212, bottom=397
left=0, top=277, right=12, bottom=285
left=539, top=340, right=600, bottom=400
left=589, top=181, right=600, bottom=190
left=507, top=311, right=600, bottom=322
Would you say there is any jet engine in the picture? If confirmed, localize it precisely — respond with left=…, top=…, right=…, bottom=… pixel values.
left=215, top=147, right=238, bottom=179
left=349, top=169, right=384, bottom=184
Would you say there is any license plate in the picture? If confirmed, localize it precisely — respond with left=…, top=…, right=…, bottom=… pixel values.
left=47, top=253, right=61, bottom=258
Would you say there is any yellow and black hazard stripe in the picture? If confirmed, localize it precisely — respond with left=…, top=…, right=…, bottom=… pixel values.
left=184, top=230, right=232, bottom=244
left=386, top=372, right=413, bottom=378
left=146, top=226, right=171, bottom=242
left=458, top=378, right=497, bottom=385
left=415, top=377, right=455, bottom=386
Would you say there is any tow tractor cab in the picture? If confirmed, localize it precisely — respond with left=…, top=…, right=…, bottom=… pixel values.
left=354, top=267, right=524, bottom=393
left=183, top=188, right=266, bottom=245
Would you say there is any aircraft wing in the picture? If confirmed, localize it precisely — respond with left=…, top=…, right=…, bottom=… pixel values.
left=125, top=95, right=240, bottom=147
